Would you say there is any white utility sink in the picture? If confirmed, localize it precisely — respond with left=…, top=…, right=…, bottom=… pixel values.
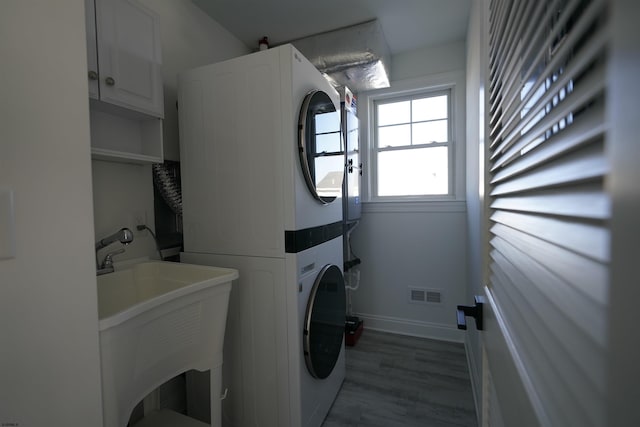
left=97, top=261, right=238, bottom=427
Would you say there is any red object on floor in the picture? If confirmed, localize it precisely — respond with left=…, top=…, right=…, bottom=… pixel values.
left=345, top=320, right=363, bottom=346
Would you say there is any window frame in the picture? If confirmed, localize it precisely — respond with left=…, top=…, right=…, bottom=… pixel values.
left=373, top=89, right=453, bottom=198
left=360, top=71, right=466, bottom=204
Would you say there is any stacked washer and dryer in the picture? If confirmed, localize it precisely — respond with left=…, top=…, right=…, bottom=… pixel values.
left=178, top=44, right=347, bottom=427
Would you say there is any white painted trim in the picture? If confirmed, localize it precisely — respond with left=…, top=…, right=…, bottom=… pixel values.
left=484, top=286, right=550, bottom=426
left=354, top=312, right=464, bottom=342
left=362, top=70, right=466, bottom=100
left=359, top=69, right=467, bottom=203
left=362, top=200, right=466, bottom=213
left=606, top=2, right=640, bottom=425
left=465, top=334, right=483, bottom=427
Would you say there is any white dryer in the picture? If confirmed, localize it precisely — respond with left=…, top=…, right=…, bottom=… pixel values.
left=178, top=43, right=344, bottom=259
left=178, top=44, right=346, bottom=427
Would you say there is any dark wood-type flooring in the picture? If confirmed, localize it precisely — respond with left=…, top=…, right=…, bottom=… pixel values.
left=322, top=330, right=478, bottom=427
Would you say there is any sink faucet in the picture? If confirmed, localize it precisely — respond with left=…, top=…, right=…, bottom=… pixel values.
left=95, top=228, right=134, bottom=275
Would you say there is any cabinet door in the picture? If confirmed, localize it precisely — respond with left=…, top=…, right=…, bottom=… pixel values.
left=94, top=0, right=164, bottom=118
left=85, top=0, right=99, bottom=99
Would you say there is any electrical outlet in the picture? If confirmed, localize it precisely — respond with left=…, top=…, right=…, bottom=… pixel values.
left=0, top=188, right=16, bottom=260
left=133, top=210, right=146, bottom=227
left=128, top=210, right=147, bottom=236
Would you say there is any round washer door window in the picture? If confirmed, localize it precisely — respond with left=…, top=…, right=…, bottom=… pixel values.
left=298, top=90, right=344, bottom=204
left=303, top=264, right=346, bottom=379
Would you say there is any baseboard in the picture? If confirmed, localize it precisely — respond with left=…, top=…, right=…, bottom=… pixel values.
left=354, top=313, right=464, bottom=342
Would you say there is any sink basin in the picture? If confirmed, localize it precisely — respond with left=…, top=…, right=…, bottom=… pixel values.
left=96, top=261, right=238, bottom=427
left=97, top=260, right=237, bottom=329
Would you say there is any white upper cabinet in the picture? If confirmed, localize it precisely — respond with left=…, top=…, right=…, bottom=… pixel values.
left=85, top=0, right=164, bottom=164
left=86, top=0, right=164, bottom=118
left=85, top=0, right=100, bottom=99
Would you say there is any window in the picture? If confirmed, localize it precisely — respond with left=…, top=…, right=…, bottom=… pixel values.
left=373, top=90, right=452, bottom=198
left=360, top=72, right=465, bottom=205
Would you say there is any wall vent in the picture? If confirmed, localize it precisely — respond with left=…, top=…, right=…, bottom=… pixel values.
left=409, top=287, right=442, bottom=304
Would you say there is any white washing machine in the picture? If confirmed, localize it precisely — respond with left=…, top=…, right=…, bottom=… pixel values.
left=178, top=44, right=346, bottom=427
left=297, top=237, right=345, bottom=427
left=182, top=237, right=345, bottom=427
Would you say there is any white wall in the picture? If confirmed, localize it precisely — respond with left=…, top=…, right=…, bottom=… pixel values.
left=0, top=1, right=103, bottom=425
left=350, top=203, right=468, bottom=341
left=138, top=0, right=250, bottom=161
left=391, top=41, right=466, bottom=82
left=92, top=160, right=159, bottom=263
left=92, top=0, right=249, bottom=264
left=350, top=42, right=468, bottom=341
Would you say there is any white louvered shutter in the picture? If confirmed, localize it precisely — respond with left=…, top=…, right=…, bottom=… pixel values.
left=487, top=0, right=610, bottom=425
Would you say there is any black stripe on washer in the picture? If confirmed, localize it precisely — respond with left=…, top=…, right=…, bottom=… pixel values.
left=285, top=221, right=343, bottom=253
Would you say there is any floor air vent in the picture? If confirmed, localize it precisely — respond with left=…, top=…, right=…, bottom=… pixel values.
left=409, top=287, right=442, bottom=304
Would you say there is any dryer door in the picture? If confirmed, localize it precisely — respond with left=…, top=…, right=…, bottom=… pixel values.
left=303, top=264, right=346, bottom=379
left=298, top=90, right=344, bottom=204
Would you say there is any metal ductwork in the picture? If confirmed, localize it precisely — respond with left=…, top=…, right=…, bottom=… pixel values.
left=287, top=20, right=391, bottom=93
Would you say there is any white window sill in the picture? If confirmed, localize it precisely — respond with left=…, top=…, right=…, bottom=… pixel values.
left=361, top=200, right=466, bottom=213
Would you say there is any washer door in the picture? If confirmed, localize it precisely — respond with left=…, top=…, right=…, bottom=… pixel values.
left=298, top=90, right=344, bottom=204
left=303, top=264, right=346, bottom=379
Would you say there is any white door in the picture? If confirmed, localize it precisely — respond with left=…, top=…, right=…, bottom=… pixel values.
left=471, top=0, right=635, bottom=426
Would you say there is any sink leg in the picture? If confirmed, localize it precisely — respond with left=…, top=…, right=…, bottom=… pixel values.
left=210, top=366, right=223, bottom=427
left=185, top=367, right=223, bottom=426
left=142, top=389, right=160, bottom=415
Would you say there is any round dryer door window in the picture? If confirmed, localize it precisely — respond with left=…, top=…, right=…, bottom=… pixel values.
left=298, top=90, right=344, bottom=204
left=303, top=264, right=346, bottom=379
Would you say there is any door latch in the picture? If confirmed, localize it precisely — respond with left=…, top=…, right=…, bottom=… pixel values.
left=457, top=295, right=485, bottom=331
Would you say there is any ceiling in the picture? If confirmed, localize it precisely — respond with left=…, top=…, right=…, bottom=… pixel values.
left=191, top=0, right=472, bottom=55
